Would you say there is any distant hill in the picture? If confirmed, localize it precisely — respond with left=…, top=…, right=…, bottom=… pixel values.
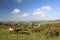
left=0, top=19, right=60, bottom=24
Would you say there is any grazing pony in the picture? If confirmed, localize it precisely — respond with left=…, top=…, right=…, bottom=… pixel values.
left=9, top=27, right=15, bottom=33
left=9, top=24, right=31, bottom=35
left=9, top=24, right=22, bottom=34
left=9, top=27, right=22, bottom=34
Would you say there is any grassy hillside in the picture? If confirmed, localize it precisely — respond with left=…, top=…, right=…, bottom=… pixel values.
left=0, top=21, right=60, bottom=40
left=0, top=28, right=60, bottom=40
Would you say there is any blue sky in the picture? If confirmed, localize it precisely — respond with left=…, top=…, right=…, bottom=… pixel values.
left=0, top=0, right=60, bottom=21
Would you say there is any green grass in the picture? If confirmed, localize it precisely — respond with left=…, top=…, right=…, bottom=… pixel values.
left=0, top=28, right=60, bottom=40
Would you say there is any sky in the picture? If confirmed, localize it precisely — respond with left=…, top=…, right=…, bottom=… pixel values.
left=0, top=0, right=60, bottom=21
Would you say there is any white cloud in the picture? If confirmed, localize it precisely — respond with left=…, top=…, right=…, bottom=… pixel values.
left=12, top=8, right=20, bottom=14
left=33, top=6, right=52, bottom=16
left=33, top=8, right=47, bottom=16
left=57, top=13, right=60, bottom=16
left=42, top=6, right=52, bottom=11
left=33, top=9, right=45, bottom=15
left=22, top=13, right=29, bottom=17
left=11, top=8, right=21, bottom=21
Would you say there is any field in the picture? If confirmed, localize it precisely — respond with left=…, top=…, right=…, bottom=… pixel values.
left=0, top=22, right=60, bottom=40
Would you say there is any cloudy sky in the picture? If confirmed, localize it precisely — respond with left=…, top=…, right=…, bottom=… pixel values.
left=0, top=0, right=60, bottom=21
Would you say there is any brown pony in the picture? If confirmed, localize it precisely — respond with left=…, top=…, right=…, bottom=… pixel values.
left=9, top=24, right=22, bottom=34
